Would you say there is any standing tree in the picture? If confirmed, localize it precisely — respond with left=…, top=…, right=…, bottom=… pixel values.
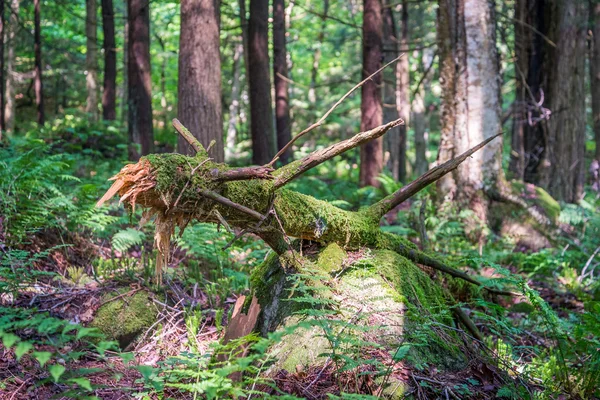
left=0, top=0, right=5, bottom=134
left=540, top=1, right=586, bottom=202
left=127, top=0, right=153, bottom=159
left=395, top=0, right=409, bottom=182
left=34, top=0, right=44, bottom=125
left=436, top=0, right=504, bottom=235
left=510, top=0, right=586, bottom=202
left=591, top=0, right=600, bottom=165
left=225, top=42, right=244, bottom=162
left=4, top=0, right=18, bottom=132
left=273, top=0, right=292, bottom=164
left=177, top=0, right=223, bottom=162
left=101, top=0, right=117, bottom=120
left=382, top=2, right=402, bottom=181
left=307, top=0, right=328, bottom=105
left=359, top=0, right=384, bottom=187
left=85, top=0, right=98, bottom=120
left=248, top=0, right=276, bottom=165
left=412, top=51, right=433, bottom=176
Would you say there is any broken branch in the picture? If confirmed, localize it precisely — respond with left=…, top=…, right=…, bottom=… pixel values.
left=172, top=118, right=207, bottom=155
left=274, top=118, right=404, bottom=188
left=269, top=54, right=405, bottom=166
left=369, top=132, right=503, bottom=219
left=198, top=189, right=266, bottom=221
left=211, top=166, right=275, bottom=181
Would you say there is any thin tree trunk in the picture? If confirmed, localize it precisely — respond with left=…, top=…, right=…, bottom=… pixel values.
left=4, top=0, right=18, bottom=132
left=177, top=0, right=223, bottom=161
left=510, top=0, right=547, bottom=182
left=395, top=0, right=409, bottom=182
left=248, top=0, right=275, bottom=164
left=539, top=0, right=586, bottom=202
left=308, top=0, right=329, bottom=104
left=155, top=33, right=168, bottom=129
left=127, top=0, right=153, bottom=159
left=273, top=0, right=292, bottom=164
left=122, top=4, right=128, bottom=124
left=359, top=0, right=384, bottom=187
left=383, top=1, right=401, bottom=181
left=239, top=0, right=250, bottom=88
left=413, top=53, right=431, bottom=176
left=226, top=43, right=243, bottom=162
left=34, top=0, right=44, bottom=125
left=0, top=0, right=5, bottom=134
left=436, top=0, right=504, bottom=233
left=101, top=0, right=116, bottom=120
left=590, top=0, right=600, bottom=163
left=86, top=0, right=98, bottom=119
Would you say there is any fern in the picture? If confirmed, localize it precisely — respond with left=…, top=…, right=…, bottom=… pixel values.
left=111, top=228, right=146, bottom=253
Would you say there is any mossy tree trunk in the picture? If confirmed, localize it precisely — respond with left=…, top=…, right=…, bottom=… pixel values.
left=98, top=116, right=513, bottom=377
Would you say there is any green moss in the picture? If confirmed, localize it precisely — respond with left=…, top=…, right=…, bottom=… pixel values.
left=534, top=186, right=560, bottom=222
left=223, top=179, right=274, bottom=215
left=317, top=243, right=346, bottom=273
left=353, top=250, right=466, bottom=369
left=90, top=290, right=158, bottom=348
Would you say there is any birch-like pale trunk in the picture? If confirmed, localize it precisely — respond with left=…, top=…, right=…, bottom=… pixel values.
left=437, top=0, right=503, bottom=230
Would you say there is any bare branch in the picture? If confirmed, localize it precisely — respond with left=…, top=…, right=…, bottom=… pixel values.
left=397, top=244, right=515, bottom=296
left=198, top=189, right=265, bottom=221
left=211, top=166, right=275, bottom=181
left=369, top=132, right=503, bottom=219
left=268, top=54, right=406, bottom=166
left=274, top=118, right=404, bottom=188
left=172, top=118, right=207, bottom=155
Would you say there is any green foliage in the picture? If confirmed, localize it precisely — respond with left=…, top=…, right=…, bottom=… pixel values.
left=0, top=306, right=119, bottom=395
left=111, top=228, right=146, bottom=253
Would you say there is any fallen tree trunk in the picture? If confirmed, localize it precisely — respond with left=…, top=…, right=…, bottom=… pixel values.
left=98, top=118, right=513, bottom=390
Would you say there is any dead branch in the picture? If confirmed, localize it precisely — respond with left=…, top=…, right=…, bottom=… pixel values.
left=211, top=166, right=275, bottom=181
left=369, top=132, right=503, bottom=219
left=172, top=118, right=207, bottom=155
left=198, top=188, right=266, bottom=221
left=269, top=54, right=405, bottom=166
left=397, top=244, right=515, bottom=296
left=274, top=118, right=404, bottom=188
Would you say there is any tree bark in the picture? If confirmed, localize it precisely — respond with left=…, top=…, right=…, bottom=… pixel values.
left=273, top=0, right=292, bottom=164
left=539, top=1, right=586, bottom=202
left=86, top=0, right=98, bottom=120
left=226, top=43, right=243, bottom=162
left=359, top=0, right=384, bottom=187
left=592, top=1, right=600, bottom=164
left=395, top=0, right=409, bottom=183
left=0, top=0, right=5, bottom=134
left=248, top=0, right=276, bottom=165
left=436, top=0, right=504, bottom=233
left=177, top=0, right=223, bottom=161
left=239, top=0, right=250, bottom=88
left=307, top=0, right=329, bottom=105
left=34, top=0, right=44, bottom=125
left=4, top=0, right=18, bottom=132
left=101, top=0, right=117, bottom=120
left=412, top=54, right=431, bottom=176
left=127, top=0, right=153, bottom=159
left=511, top=0, right=587, bottom=203
left=383, top=2, right=401, bottom=181
left=122, top=4, right=128, bottom=124
left=510, top=0, right=548, bottom=182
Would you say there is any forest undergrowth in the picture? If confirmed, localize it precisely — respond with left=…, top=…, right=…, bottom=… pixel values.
left=1, top=116, right=599, bottom=399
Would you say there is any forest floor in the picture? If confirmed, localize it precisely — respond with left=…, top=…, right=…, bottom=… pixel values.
left=1, top=120, right=599, bottom=399
left=0, top=225, right=592, bottom=399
